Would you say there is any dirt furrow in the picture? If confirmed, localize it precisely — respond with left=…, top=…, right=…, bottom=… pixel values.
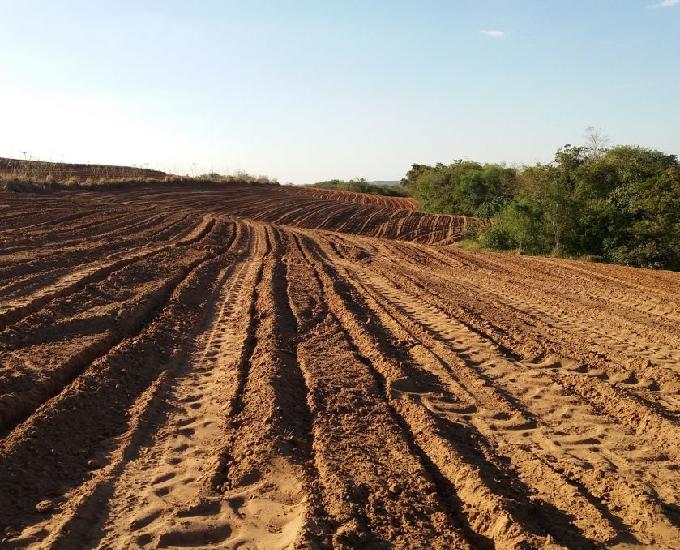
left=0, top=214, right=195, bottom=305
left=88, top=226, right=261, bottom=548
left=336, top=255, right=680, bottom=547
left=286, top=232, right=474, bottom=548
left=0, top=219, right=231, bottom=434
left=2, top=185, right=679, bottom=549
left=0, top=224, right=240, bottom=547
left=225, top=226, right=331, bottom=546
left=363, top=241, right=680, bottom=449
left=301, top=236, right=576, bottom=548
left=0, top=216, right=215, bottom=330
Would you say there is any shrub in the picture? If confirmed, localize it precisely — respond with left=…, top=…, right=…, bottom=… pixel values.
left=309, top=178, right=409, bottom=197
left=404, top=141, right=680, bottom=270
left=480, top=224, right=517, bottom=250
left=407, top=161, right=516, bottom=217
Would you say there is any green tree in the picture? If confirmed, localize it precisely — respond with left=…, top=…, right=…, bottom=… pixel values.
left=401, top=141, right=680, bottom=271
left=410, top=161, right=516, bottom=217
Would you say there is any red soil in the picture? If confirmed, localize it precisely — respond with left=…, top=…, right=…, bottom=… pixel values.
left=0, top=184, right=679, bottom=548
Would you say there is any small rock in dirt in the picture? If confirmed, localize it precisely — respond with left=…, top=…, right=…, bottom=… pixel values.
left=35, top=499, right=55, bottom=513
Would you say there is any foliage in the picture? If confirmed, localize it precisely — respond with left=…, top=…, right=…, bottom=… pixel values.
left=1, top=170, right=279, bottom=192
left=197, top=171, right=279, bottom=185
left=481, top=197, right=544, bottom=253
left=405, top=143, right=680, bottom=270
left=404, top=161, right=516, bottom=217
left=309, top=178, right=410, bottom=197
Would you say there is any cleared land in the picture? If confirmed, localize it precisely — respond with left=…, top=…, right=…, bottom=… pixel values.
left=0, top=157, right=166, bottom=182
left=0, top=183, right=679, bottom=549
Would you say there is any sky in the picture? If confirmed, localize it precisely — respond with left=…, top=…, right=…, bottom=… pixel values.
left=0, top=1, right=679, bottom=184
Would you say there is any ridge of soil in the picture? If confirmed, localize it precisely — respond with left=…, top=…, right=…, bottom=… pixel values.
left=1, top=186, right=679, bottom=549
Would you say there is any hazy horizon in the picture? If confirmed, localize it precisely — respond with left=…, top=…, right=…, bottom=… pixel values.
left=1, top=0, right=679, bottom=184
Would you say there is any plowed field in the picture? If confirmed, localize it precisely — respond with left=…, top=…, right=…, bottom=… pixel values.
left=0, top=157, right=166, bottom=182
left=1, top=184, right=679, bottom=549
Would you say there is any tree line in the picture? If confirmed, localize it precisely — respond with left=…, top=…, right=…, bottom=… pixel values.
left=309, top=178, right=409, bottom=197
left=400, top=139, right=679, bottom=270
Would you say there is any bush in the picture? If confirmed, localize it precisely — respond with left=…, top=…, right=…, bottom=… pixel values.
left=480, top=224, right=517, bottom=250
left=406, top=161, right=516, bottom=217
left=309, top=178, right=409, bottom=197
left=481, top=198, right=544, bottom=253
left=405, top=142, right=680, bottom=270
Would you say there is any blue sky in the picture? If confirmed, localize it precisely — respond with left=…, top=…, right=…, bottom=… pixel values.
left=1, top=1, right=678, bottom=183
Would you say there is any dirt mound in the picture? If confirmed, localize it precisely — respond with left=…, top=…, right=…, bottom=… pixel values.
left=0, top=157, right=167, bottom=182
left=300, top=187, right=418, bottom=210
left=71, top=183, right=472, bottom=244
left=1, top=186, right=679, bottom=548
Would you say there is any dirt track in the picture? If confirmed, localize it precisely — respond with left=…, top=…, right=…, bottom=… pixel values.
left=1, top=184, right=679, bottom=549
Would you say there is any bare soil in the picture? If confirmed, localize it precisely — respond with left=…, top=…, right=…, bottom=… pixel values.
left=0, top=184, right=679, bottom=549
left=0, top=157, right=166, bottom=182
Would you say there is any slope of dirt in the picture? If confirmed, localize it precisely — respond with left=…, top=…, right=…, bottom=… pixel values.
left=1, top=185, right=679, bottom=549
left=15, top=183, right=468, bottom=244
left=0, top=157, right=166, bottom=181
left=299, top=187, right=417, bottom=210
